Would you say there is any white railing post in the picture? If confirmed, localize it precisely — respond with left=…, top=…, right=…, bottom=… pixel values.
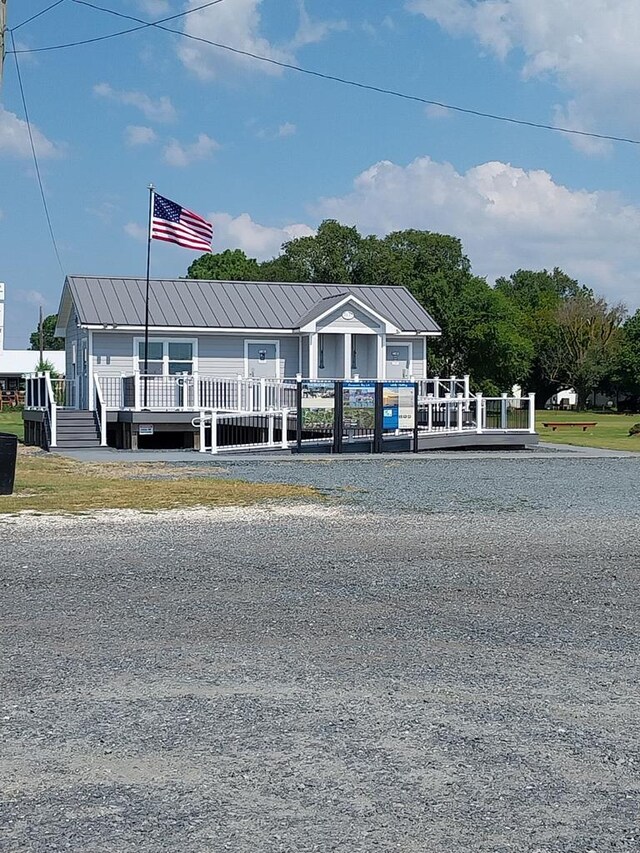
left=457, top=393, right=464, bottom=432
left=210, top=410, right=218, bottom=455
left=501, top=392, right=508, bottom=430
left=134, top=371, right=141, bottom=411
left=281, top=408, right=289, bottom=449
left=450, top=375, right=457, bottom=396
left=44, top=372, right=57, bottom=448
left=433, top=376, right=440, bottom=400
left=260, top=377, right=266, bottom=412
left=444, top=392, right=451, bottom=430
left=528, top=392, right=536, bottom=434
left=463, top=374, right=470, bottom=400
left=476, top=392, right=483, bottom=434
left=192, top=372, right=200, bottom=410
left=427, top=396, right=433, bottom=432
left=199, top=410, right=207, bottom=452
left=237, top=374, right=243, bottom=411
left=267, top=409, right=275, bottom=447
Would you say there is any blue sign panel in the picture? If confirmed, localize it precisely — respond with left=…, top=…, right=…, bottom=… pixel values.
left=382, top=382, right=415, bottom=430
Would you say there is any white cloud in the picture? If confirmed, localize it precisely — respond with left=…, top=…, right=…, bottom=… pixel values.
left=93, top=83, right=176, bottom=123
left=15, top=289, right=47, bottom=307
left=124, top=222, right=147, bottom=242
left=257, top=121, right=297, bottom=140
left=407, top=0, right=640, bottom=148
left=178, top=0, right=293, bottom=80
left=291, top=0, right=347, bottom=49
left=86, top=201, right=119, bottom=224
left=134, top=0, right=170, bottom=14
left=314, top=156, right=640, bottom=307
left=178, top=0, right=344, bottom=80
left=209, top=212, right=314, bottom=259
left=163, top=133, right=220, bottom=167
left=0, top=105, right=63, bottom=159
left=124, top=125, right=157, bottom=146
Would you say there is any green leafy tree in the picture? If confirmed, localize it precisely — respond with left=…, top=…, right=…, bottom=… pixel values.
left=187, top=249, right=261, bottom=281
left=34, top=358, right=60, bottom=378
left=600, top=309, right=640, bottom=408
left=29, top=314, right=64, bottom=351
left=540, top=292, right=626, bottom=408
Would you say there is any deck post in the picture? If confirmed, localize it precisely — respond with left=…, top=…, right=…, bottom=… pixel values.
left=433, top=376, right=440, bottom=400
left=237, top=375, right=243, bottom=411
left=450, top=375, right=457, bottom=396
left=501, top=393, right=508, bottom=430
left=260, top=377, right=266, bottom=412
left=267, top=408, right=275, bottom=447
left=281, top=408, right=289, bottom=449
left=476, top=392, right=483, bottom=434
left=199, top=410, right=207, bottom=452
left=427, top=395, right=434, bottom=432
left=528, top=392, right=536, bottom=433
left=193, top=372, right=200, bottom=410
left=44, top=372, right=57, bottom=448
left=463, top=374, right=470, bottom=400
left=457, top=393, right=464, bottom=432
left=444, top=393, right=451, bottom=430
left=210, top=411, right=218, bottom=455
left=134, top=371, right=141, bottom=411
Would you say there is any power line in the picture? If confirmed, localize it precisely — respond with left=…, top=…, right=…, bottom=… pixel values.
left=12, top=0, right=67, bottom=32
left=10, top=30, right=65, bottom=276
left=7, top=0, right=227, bottom=52
left=18, top=0, right=640, bottom=148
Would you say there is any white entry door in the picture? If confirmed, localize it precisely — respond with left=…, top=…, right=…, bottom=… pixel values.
left=386, top=344, right=410, bottom=379
left=246, top=342, right=279, bottom=378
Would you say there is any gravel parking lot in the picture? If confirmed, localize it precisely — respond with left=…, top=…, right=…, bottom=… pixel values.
left=1, top=456, right=639, bottom=852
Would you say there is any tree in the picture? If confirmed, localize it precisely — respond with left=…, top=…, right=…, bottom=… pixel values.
left=540, top=292, right=626, bottom=408
left=259, top=220, right=363, bottom=283
left=601, top=309, right=640, bottom=409
left=29, top=314, right=64, bottom=351
left=187, top=249, right=261, bottom=281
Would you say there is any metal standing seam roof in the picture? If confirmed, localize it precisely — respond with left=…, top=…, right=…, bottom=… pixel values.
left=63, top=277, right=441, bottom=333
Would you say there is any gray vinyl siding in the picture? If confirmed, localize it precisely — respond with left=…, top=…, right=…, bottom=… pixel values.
left=354, top=335, right=377, bottom=379
left=386, top=337, right=427, bottom=379
left=93, top=331, right=136, bottom=374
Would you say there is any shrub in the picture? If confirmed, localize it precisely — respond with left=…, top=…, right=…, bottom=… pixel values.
left=628, top=423, right=640, bottom=436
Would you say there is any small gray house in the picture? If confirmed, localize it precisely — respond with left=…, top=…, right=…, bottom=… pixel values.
left=25, top=276, right=442, bottom=448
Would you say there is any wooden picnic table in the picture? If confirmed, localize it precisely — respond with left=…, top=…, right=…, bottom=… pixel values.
left=542, top=421, right=597, bottom=432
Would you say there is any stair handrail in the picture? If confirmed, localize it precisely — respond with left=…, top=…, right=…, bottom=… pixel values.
left=94, top=375, right=108, bottom=447
left=43, top=371, right=57, bottom=448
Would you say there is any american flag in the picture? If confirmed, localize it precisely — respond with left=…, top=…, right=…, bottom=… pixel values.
left=151, top=193, right=213, bottom=252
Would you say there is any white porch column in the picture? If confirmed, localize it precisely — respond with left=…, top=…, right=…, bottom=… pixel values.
left=343, top=333, right=352, bottom=380
left=309, top=333, right=319, bottom=380
left=377, top=333, right=386, bottom=380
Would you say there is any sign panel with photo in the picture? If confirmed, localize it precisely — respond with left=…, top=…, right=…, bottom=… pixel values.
left=301, top=381, right=335, bottom=430
left=343, top=381, right=376, bottom=430
left=383, top=382, right=416, bottom=430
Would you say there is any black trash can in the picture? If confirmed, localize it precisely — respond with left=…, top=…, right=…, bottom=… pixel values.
left=0, top=432, right=18, bottom=495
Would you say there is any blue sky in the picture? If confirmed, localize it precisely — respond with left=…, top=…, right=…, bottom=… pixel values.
left=2, top=0, right=640, bottom=346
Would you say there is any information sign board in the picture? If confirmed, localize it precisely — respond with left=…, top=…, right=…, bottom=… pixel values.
left=343, top=382, right=376, bottom=429
left=301, top=381, right=335, bottom=430
left=382, top=382, right=415, bottom=430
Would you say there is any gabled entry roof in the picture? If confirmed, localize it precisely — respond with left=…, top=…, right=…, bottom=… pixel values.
left=57, top=276, right=441, bottom=335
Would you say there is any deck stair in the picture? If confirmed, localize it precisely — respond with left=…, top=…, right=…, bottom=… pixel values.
left=55, top=410, right=101, bottom=448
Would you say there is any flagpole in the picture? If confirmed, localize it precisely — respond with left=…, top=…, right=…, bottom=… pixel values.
left=143, top=183, right=154, bottom=408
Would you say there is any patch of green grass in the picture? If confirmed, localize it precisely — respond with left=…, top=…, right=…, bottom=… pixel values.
left=536, top=410, right=640, bottom=452
left=0, top=408, right=24, bottom=442
left=0, top=449, right=317, bottom=515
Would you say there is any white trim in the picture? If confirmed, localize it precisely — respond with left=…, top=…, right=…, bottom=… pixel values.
left=343, top=332, right=352, bottom=379
left=88, top=329, right=94, bottom=411
left=377, top=333, right=386, bottom=380
left=80, top=323, right=442, bottom=337
left=309, top=333, right=318, bottom=380
left=385, top=341, right=412, bottom=379
left=298, top=294, right=399, bottom=334
left=243, top=338, right=281, bottom=379
left=133, top=336, right=199, bottom=375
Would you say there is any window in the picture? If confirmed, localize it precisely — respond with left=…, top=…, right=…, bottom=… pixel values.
left=136, top=339, right=196, bottom=375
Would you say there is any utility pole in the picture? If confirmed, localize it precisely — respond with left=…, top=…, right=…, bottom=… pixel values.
left=0, top=0, right=6, bottom=90
left=39, top=305, right=44, bottom=367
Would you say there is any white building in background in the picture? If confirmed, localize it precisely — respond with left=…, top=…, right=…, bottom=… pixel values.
left=0, top=283, right=65, bottom=392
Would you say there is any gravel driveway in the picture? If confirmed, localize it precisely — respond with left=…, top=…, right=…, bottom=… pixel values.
left=1, top=456, right=639, bottom=852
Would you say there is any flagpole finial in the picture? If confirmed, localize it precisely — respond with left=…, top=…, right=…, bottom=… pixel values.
left=148, top=183, right=154, bottom=191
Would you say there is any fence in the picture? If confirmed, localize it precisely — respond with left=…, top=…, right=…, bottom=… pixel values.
left=195, top=409, right=293, bottom=454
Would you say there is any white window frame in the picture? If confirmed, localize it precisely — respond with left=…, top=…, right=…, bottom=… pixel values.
left=244, top=339, right=281, bottom=378
left=133, top=337, right=199, bottom=375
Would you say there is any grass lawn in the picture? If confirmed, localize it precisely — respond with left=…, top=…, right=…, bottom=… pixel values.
left=0, top=449, right=316, bottom=514
left=536, top=410, right=640, bottom=452
left=0, top=408, right=24, bottom=442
